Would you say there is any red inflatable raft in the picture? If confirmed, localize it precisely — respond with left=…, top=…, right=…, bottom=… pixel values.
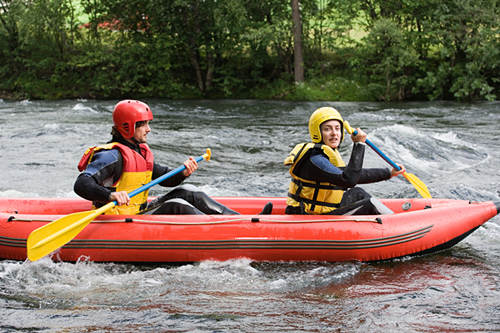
left=0, top=197, right=498, bottom=262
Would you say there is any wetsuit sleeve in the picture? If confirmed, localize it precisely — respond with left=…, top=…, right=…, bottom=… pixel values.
left=297, top=143, right=390, bottom=188
left=306, top=143, right=365, bottom=187
left=357, top=167, right=392, bottom=184
left=152, top=162, right=187, bottom=187
left=73, top=174, right=112, bottom=203
left=73, top=149, right=122, bottom=203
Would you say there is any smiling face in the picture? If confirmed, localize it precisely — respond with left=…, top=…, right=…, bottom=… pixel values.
left=131, top=120, right=151, bottom=144
left=320, top=119, right=342, bottom=149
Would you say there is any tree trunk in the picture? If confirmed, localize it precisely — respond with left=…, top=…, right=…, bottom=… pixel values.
left=0, top=1, right=19, bottom=53
left=291, top=0, right=304, bottom=83
left=188, top=47, right=204, bottom=92
left=205, top=50, right=215, bottom=92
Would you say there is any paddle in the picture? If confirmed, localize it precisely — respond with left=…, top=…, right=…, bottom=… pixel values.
left=27, top=149, right=212, bottom=262
left=343, top=121, right=431, bottom=199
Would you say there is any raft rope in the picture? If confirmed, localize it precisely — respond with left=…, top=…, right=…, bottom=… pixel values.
left=7, top=215, right=382, bottom=225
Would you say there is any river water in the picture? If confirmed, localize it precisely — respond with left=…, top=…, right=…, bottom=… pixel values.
left=0, top=99, right=499, bottom=332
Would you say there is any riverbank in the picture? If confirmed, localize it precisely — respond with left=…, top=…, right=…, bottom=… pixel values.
left=1, top=70, right=496, bottom=103
left=0, top=76, right=389, bottom=102
left=0, top=90, right=24, bottom=101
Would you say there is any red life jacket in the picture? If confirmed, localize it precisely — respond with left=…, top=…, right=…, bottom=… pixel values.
left=78, top=142, right=154, bottom=215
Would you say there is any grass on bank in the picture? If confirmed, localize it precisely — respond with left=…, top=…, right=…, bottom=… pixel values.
left=251, top=75, right=375, bottom=101
left=0, top=69, right=377, bottom=102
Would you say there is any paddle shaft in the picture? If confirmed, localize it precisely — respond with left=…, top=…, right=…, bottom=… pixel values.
left=351, top=129, right=402, bottom=171
left=126, top=152, right=209, bottom=200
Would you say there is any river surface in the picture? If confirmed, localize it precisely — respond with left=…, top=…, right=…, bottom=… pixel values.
left=0, top=99, right=499, bottom=332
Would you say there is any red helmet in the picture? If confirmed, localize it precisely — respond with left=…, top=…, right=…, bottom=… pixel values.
left=112, top=100, right=153, bottom=139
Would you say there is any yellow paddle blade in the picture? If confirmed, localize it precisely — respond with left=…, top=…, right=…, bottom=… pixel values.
left=403, top=172, right=432, bottom=198
left=27, top=202, right=115, bottom=261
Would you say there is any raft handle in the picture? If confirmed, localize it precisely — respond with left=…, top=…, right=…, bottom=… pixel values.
left=402, top=202, right=412, bottom=211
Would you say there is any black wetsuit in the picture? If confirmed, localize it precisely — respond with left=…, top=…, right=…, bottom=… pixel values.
left=286, top=142, right=392, bottom=215
left=74, top=135, right=238, bottom=215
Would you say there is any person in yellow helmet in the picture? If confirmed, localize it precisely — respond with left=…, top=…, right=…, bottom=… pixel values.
left=284, top=107, right=405, bottom=215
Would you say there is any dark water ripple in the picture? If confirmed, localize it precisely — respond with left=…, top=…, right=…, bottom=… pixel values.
left=0, top=99, right=499, bottom=332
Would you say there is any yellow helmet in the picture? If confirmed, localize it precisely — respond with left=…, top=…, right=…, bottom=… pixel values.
left=308, top=107, right=344, bottom=143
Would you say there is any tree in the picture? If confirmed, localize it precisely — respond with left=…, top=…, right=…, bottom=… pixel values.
left=0, top=0, right=25, bottom=84
left=291, top=0, right=304, bottom=83
left=144, top=0, right=249, bottom=95
left=416, top=0, right=499, bottom=100
left=0, top=0, right=21, bottom=53
left=354, top=18, right=420, bottom=101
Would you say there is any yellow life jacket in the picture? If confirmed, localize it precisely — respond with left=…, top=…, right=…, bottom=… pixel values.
left=78, top=142, right=154, bottom=215
left=284, top=143, right=346, bottom=214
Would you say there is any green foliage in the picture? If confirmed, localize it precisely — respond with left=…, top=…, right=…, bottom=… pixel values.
left=347, top=0, right=498, bottom=101
left=0, top=0, right=497, bottom=101
left=290, top=77, right=375, bottom=101
left=250, top=73, right=375, bottom=101
left=352, top=18, right=421, bottom=101
left=416, top=0, right=499, bottom=101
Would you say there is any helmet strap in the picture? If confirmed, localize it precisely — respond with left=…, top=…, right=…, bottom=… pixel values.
left=131, top=137, right=140, bottom=145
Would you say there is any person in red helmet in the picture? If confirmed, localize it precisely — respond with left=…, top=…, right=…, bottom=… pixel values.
left=74, top=100, right=269, bottom=215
